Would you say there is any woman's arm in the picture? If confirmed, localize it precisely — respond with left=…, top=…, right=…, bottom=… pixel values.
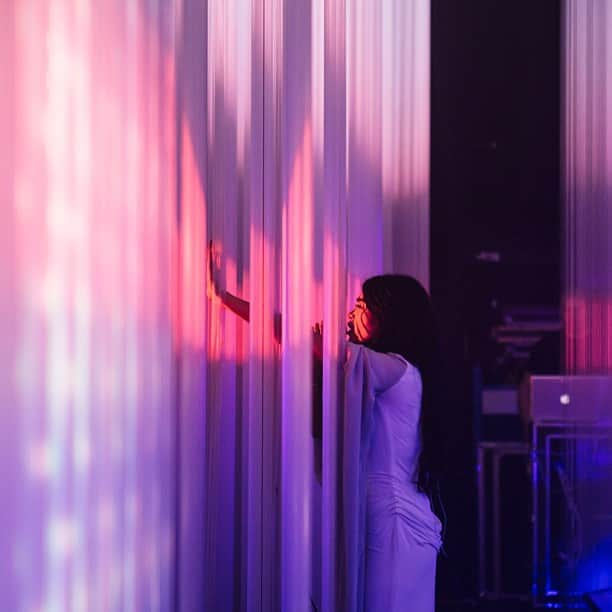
left=346, top=342, right=408, bottom=392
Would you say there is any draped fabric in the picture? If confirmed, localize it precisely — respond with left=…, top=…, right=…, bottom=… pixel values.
left=3, top=1, right=430, bottom=610
left=204, top=3, right=263, bottom=609
left=321, top=3, right=431, bottom=610
left=2, top=1, right=193, bottom=610
left=341, top=344, right=442, bottom=612
left=207, top=2, right=430, bottom=609
left=341, top=345, right=377, bottom=612
left=563, top=0, right=612, bottom=374
left=561, top=2, right=612, bottom=597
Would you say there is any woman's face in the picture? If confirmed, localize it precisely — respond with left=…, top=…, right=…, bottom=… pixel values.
left=346, top=294, right=380, bottom=343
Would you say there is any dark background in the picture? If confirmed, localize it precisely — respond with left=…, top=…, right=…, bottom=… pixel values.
left=430, top=0, right=561, bottom=604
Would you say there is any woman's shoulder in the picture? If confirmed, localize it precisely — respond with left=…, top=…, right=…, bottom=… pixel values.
left=346, top=342, right=418, bottom=392
left=346, top=342, right=416, bottom=370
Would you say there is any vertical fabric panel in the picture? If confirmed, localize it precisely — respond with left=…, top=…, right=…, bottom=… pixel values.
left=323, top=3, right=431, bottom=609
left=563, top=0, right=612, bottom=597
left=564, top=0, right=612, bottom=374
left=205, top=1, right=257, bottom=609
left=4, top=1, right=183, bottom=610
left=176, top=0, right=208, bottom=609
left=345, top=1, right=431, bottom=298
left=311, top=2, right=327, bottom=608
left=5, top=1, right=432, bottom=610
left=321, top=3, right=347, bottom=611
left=0, top=2, right=18, bottom=605
left=269, top=1, right=431, bottom=609
left=346, top=1, right=384, bottom=296
left=381, top=1, right=430, bottom=286
left=247, top=2, right=267, bottom=609
left=280, top=2, right=315, bottom=610
left=261, top=2, right=284, bottom=611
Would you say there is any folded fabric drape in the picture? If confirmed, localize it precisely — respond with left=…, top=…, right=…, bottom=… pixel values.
left=341, top=343, right=441, bottom=612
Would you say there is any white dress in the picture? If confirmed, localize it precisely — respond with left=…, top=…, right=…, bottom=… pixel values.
left=342, top=343, right=442, bottom=612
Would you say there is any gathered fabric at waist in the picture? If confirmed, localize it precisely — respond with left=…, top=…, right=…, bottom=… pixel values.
left=366, top=472, right=442, bottom=551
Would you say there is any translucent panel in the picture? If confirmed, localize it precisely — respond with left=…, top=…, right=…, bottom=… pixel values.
left=564, top=0, right=612, bottom=375
left=3, top=2, right=431, bottom=610
left=562, top=0, right=612, bottom=601
left=4, top=1, right=180, bottom=610
left=204, top=1, right=262, bottom=609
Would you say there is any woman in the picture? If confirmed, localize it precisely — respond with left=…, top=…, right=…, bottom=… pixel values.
left=208, top=247, right=442, bottom=610
left=340, top=275, right=443, bottom=612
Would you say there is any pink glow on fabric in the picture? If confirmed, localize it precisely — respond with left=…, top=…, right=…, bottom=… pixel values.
left=5, top=1, right=431, bottom=610
left=565, top=296, right=612, bottom=373
left=284, top=120, right=314, bottom=351
left=280, top=113, right=315, bottom=611
left=564, top=2, right=612, bottom=375
left=177, top=116, right=207, bottom=352
left=5, top=1, right=181, bottom=610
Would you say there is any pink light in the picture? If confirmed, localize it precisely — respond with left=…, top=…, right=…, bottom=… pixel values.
left=177, top=115, right=207, bottom=352
left=566, top=295, right=612, bottom=374
left=10, top=1, right=179, bottom=609
left=285, top=119, right=314, bottom=351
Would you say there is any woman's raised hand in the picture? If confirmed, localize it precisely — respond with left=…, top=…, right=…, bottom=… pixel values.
left=312, top=321, right=323, bottom=362
left=207, top=240, right=251, bottom=322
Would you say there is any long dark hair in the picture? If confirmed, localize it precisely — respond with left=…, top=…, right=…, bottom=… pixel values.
left=361, top=274, right=444, bottom=498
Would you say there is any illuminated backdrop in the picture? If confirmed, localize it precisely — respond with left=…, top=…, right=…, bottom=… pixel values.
left=564, top=0, right=612, bottom=374
left=201, top=2, right=430, bottom=610
left=5, top=1, right=181, bottom=610
left=563, top=0, right=612, bottom=596
left=3, top=1, right=430, bottom=611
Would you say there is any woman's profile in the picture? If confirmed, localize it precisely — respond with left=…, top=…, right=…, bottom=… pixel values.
left=340, top=274, right=443, bottom=612
left=208, top=246, right=443, bottom=610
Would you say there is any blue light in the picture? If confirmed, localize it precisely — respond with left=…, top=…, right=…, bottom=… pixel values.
left=574, top=537, right=612, bottom=594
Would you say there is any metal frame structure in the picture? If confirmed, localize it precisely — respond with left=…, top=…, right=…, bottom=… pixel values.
left=477, top=441, right=531, bottom=600
left=531, top=420, right=612, bottom=608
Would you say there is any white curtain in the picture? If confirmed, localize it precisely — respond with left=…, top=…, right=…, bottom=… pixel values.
left=203, top=2, right=430, bottom=609
left=562, top=1, right=612, bottom=596
left=204, top=1, right=268, bottom=609
left=563, top=0, right=612, bottom=373
left=2, top=1, right=191, bottom=610
left=3, top=1, right=430, bottom=610
left=273, top=2, right=431, bottom=610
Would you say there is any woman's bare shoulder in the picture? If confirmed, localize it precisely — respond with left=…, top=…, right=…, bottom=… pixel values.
left=346, top=342, right=411, bottom=391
